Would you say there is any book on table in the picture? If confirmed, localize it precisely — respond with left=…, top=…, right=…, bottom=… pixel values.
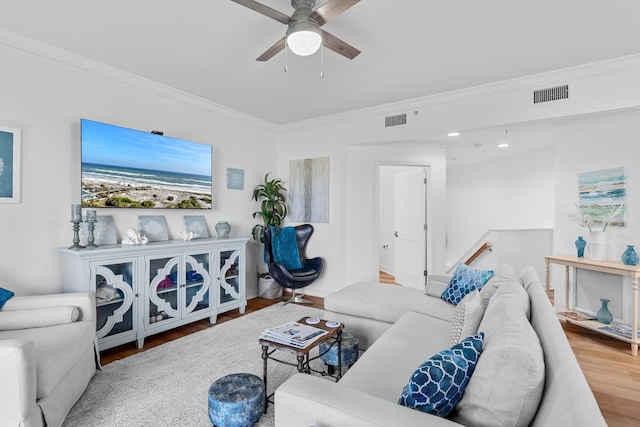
left=260, top=321, right=329, bottom=349
left=557, top=310, right=597, bottom=321
left=598, top=324, right=640, bottom=339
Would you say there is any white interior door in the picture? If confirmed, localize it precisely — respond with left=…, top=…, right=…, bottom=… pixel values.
left=394, top=168, right=427, bottom=289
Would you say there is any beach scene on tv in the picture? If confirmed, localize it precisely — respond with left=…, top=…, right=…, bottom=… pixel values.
left=81, top=119, right=212, bottom=209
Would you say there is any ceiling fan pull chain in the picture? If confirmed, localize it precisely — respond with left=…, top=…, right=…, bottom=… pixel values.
left=284, top=39, right=288, bottom=73
left=320, top=44, right=324, bottom=78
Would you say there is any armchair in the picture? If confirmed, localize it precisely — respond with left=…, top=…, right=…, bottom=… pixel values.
left=264, top=224, right=324, bottom=305
left=0, top=292, right=99, bottom=427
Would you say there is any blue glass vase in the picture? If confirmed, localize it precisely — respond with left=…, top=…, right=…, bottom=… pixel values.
left=575, top=236, right=586, bottom=258
left=621, top=245, right=639, bottom=266
left=596, top=298, right=613, bottom=324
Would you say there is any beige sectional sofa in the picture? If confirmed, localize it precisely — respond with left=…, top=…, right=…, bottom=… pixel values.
left=275, top=265, right=606, bottom=426
left=0, top=292, right=99, bottom=427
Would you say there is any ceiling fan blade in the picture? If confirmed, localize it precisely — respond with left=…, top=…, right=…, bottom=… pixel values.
left=322, top=30, right=360, bottom=60
left=230, top=0, right=292, bottom=25
left=310, top=0, right=361, bottom=26
left=256, top=37, right=286, bottom=61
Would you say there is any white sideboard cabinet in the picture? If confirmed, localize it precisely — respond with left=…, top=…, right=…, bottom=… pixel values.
left=59, top=237, right=248, bottom=351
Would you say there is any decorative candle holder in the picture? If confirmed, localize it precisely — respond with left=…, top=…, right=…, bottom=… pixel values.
left=86, top=218, right=98, bottom=248
left=69, top=220, right=85, bottom=250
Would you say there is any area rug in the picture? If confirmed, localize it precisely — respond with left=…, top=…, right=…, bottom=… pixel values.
left=63, top=302, right=326, bottom=427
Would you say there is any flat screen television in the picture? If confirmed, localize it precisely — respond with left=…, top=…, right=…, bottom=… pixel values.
left=81, top=118, right=212, bottom=209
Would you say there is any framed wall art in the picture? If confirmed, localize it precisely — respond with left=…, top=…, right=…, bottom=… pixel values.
left=226, top=167, right=245, bottom=190
left=578, top=167, right=626, bottom=227
left=289, top=156, right=330, bottom=223
left=0, top=125, right=21, bottom=203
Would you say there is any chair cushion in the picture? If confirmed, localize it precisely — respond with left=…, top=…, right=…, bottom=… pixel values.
left=398, top=333, right=485, bottom=417
left=288, top=268, right=317, bottom=278
left=441, top=264, right=494, bottom=305
left=0, top=321, right=96, bottom=398
left=0, top=306, right=79, bottom=330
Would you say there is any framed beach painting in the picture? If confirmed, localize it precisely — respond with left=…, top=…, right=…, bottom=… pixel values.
left=0, top=125, right=21, bottom=203
left=289, top=156, right=330, bottom=223
left=579, top=167, right=626, bottom=227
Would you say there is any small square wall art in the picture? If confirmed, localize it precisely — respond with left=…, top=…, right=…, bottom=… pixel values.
left=0, top=125, right=21, bottom=204
left=226, top=168, right=244, bottom=190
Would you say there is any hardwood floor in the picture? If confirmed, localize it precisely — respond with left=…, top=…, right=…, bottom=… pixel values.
left=99, top=277, right=640, bottom=426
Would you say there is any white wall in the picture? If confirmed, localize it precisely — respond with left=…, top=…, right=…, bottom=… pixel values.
left=552, top=109, right=640, bottom=303
left=446, top=148, right=556, bottom=266
left=5, top=33, right=640, bottom=300
left=0, top=43, right=277, bottom=296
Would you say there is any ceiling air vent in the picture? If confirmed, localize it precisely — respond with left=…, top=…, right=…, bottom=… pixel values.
left=385, top=113, right=407, bottom=127
left=532, top=84, right=569, bottom=104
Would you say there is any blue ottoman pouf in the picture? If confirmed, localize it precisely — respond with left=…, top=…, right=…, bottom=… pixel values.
left=319, top=332, right=359, bottom=374
left=208, top=373, right=265, bottom=427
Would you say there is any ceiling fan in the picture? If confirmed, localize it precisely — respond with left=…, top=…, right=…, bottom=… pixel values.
left=231, top=0, right=361, bottom=61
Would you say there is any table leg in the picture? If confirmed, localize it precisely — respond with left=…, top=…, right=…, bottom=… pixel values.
left=336, top=330, right=343, bottom=381
left=297, top=355, right=305, bottom=373
left=633, top=276, right=639, bottom=357
left=545, top=259, right=550, bottom=293
left=261, top=344, right=268, bottom=413
left=565, top=266, right=570, bottom=309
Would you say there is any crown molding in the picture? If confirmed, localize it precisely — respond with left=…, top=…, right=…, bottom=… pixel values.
left=277, top=54, right=640, bottom=133
left=0, top=27, right=277, bottom=132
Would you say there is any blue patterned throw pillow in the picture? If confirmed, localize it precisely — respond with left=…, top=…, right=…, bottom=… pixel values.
left=0, top=287, right=15, bottom=309
left=398, top=332, right=485, bottom=417
left=441, top=264, right=494, bottom=305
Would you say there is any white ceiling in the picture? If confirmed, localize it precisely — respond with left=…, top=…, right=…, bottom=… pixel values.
left=1, top=0, right=640, bottom=127
left=1, top=1, right=640, bottom=170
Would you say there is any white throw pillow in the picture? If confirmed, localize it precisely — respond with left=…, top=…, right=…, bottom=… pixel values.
left=449, top=290, right=484, bottom=346
left=0, top=306, right=80, bottom=330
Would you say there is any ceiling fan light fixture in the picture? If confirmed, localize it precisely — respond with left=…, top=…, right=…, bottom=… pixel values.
left=286, top=20, right=322, bottom=56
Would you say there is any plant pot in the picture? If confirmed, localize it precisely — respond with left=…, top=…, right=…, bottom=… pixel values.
left=589, top=231, right=607, bottom=261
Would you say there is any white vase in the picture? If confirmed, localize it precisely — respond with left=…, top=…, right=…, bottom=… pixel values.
left=589, top=231, right=607, bottom=261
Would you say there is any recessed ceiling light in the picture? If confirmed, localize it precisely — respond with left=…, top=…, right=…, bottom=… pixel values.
left=448, top=132, right=460, bottom=137
left=498, top=143, right=509, bottom=148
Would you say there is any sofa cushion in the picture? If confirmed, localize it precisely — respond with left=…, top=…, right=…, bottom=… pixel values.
left=0, top=321, right=96, bottom=398
left=449, top=291, right=484, bottom=346
left=398, top=332, right=484, bottom=417
left=425, top=274, right=452, bottom=298
left=478, top=264, right=519, bottom=309
left=325, top=281, right=456, bottom=325
left=339, top=311, right=452, bottom=403
left=451, top=282, right=545, bottom=427
left=0, top=287, right=14, bottom=308
left=0, top=306, right=79, bottom=330
left=441, top=264, right=494, bottom=305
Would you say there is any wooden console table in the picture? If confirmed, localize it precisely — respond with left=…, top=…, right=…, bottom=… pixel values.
left=545, top=255, right=640, bottom=356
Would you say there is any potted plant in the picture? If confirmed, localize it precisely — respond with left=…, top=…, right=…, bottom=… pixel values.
left=251, top=173, right=287, bottom=242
